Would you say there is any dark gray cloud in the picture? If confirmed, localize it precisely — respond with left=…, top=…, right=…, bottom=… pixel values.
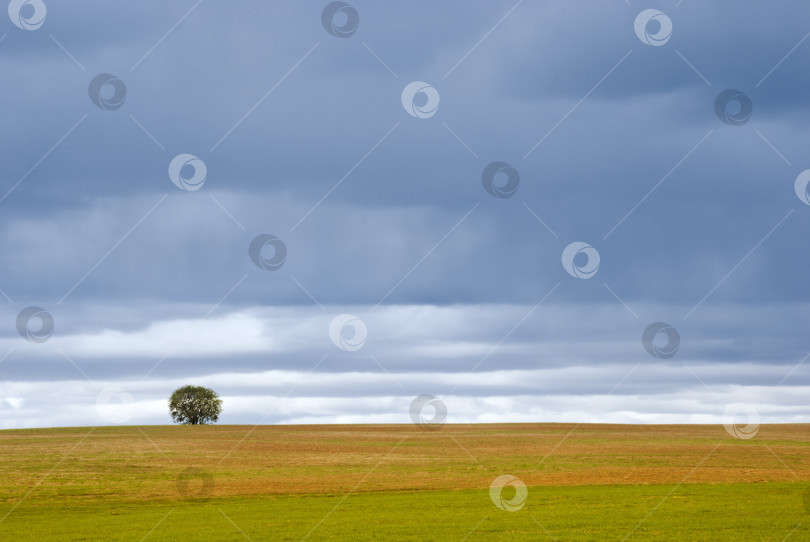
left=1, top=0, right=809, bottom=427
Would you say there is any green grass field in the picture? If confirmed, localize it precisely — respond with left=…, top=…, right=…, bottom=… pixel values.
left=0, top=424, right=808, bottom=540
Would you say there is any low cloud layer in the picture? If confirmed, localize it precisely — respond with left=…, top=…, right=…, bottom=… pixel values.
left=1, top=303, right=808, bottom=428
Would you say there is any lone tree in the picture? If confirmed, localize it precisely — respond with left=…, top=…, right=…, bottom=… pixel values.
left=169, top=385, right=222, bottom=425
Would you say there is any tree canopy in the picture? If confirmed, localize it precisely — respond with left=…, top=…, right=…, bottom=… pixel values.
left=168, top=385, right=222, bottom=425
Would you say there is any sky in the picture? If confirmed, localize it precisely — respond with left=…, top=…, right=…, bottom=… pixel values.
left=1, top=0, right=809, bottom=429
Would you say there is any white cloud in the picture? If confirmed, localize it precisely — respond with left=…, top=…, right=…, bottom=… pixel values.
left=1, top=301, right=808, bottom=428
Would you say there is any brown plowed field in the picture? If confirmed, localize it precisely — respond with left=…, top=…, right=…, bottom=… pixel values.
left=1, top=423, right=807, bottom=502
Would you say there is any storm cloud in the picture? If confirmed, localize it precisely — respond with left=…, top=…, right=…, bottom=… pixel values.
left=1, top=0, right=809, bottom=428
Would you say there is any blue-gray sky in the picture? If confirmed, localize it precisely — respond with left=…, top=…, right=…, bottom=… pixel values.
left=1, top=0, right=809, bottom=428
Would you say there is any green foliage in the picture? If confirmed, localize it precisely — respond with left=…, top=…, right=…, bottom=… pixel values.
left=168, top=385, right=222, bottom=425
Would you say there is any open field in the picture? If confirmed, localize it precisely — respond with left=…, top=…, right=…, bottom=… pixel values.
left=0, top=423, right=808, bottom=540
